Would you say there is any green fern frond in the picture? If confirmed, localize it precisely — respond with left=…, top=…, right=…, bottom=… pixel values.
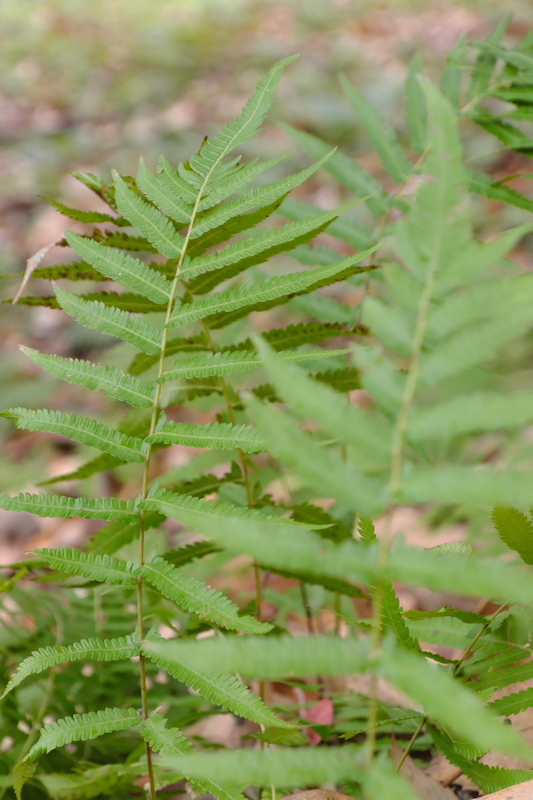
left=2, top=634, right=140, bottom=697
left=430, top=724, right=533, bottom=794
left=340, top=74, right=412, bottom=183
left=187, top=55, right=298, bottom=181
left=147, top=421, right=265, bottom=453
left=93, top=229, right=157, bottom=252
left=22, top=346, right=155, bottom=408
left=358, top=516, right=377, bottom=546
left=136, top=157, right=193, bottom=224
left=42, top=196, right=127, bottom=225
left=157, top=745, right=363, bottom=790
left=159, top=348, right=350, bottom=383
left=180, top=210, right=339, bottom=284
left=1, top=408, right=147, bottom=463
left=189, top=153, right=333, bottom=239
left=0, top=493, right=137, bottom=522
left=143, top=644, right=291, bottom=728
left=474, top=660, right=533, bottom=693
left=234, top=322, right=366, bottom=353
left=173, top=255, right=373, bottom=327
left=408, top=392, right=533, bottom=441
left=32, top=261, right=105, bottom=282
left=113, top=172, right=184, bottom=257
left=54, top=286, right=163, bottom=355
left=492, top=506, right=533, bottom=565
left=164, top=541, right=220, bottom=568
left=378, top=582, right=420, bottom=651
left=128, top=333, right=208, bottom=376
left=144, top=634, right=371, bottom=681
left=469, top=169, right=533, bottom=212
left=489, top=687, right=533, bottom=716
left=12, top=761, right=37, bottom=800
left=246, top=394, right=385, bottom=516
left=280, top=196, right=375, bottom=250
left=402, top=465, right=533, bottom=509
left=39, top=765, right=128, bottom=800
left=380, top=646, right=531, bottom=758
left=24, top=707, right=140, bottom=761
left=280, top=122, right=394, bottom=216
left=141, top=712, right=250, bottom=800
left=39, top=451, right=125, bottom=485
left=65, top=232, right=172, bottom=303
left=253, top=336, right=391, bottom=469
left=139, top=556, right=270, bottom=633
left=405, top=53, right=428, bottom=152
left=34, top=547, right=136, bottom=585
left=87, top=512, right=163, bottom=556
left=140, top=488, right=327, bottom=530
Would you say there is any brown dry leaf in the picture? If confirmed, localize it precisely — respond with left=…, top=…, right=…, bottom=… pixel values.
left=391, top=740, right=456, bottom=800
left=481, top=778, right=533, bottom=799
left=279, top=792, right=358, bottom=800
left=12, top=238, right=63, bottom=304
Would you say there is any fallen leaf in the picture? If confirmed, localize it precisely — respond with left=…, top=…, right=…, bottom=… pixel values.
left=392, top=740, right=456, bottom=800
left=303, top=697, right=334, bottom=745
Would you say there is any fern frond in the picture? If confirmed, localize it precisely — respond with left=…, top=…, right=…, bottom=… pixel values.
left=474, top=660, right=533, bottom=693
left=141, top=712, right=251, bottom=800
left=93, top=229, right=157, bottom=252
left=156, top=746, right=363, bottom=790
left=195, top=155, right=290, bottom=211
left=140, top=488, right=326, bottom=531
left=164, top=541, right=220, bottom=568
left=187, top=55, right=298, bottom=181
left=55, top=286, right=163, bottom=355
left=246, top=394, right=384, bottom=516
left=492, top=506, right=533, bottom=565
left=12, top=762, right=36, bottom=800
left=87, top=512, right=163, bottom=556
left=378, top=582, right=420, bottom=651
left=34, top=547, right=136, bottom=585
left=405, top=53, right=428, bottom=152
left=24, top=707, right=140, bottom=761
left=408, top=392, right=533, bottom=441
left=340, top=74, right=412, bottom=182
left=136, top=157, right=193, bottom=224
left=402, top=465, right=533, bottom=509
left=1, top=408, right=147, bottom=463
left=380, top=646, right=530, bottom=758
left=159, top=348, right=350, bottom=383
left=39, top=451, right=125, bottom=485
left=358, top=516, right=377, bottom=546
left=65, top=232, right=172, bottom=303
left=139, top=557, right=270, bottom=633
left=190, top=153, right=333, bottom=240
left=280, top=122, right=394, bottom=216
left=147, top=421, right=265, bottom=453
left=42, top=196, right=126, bottom=225
left=2, top=634, right=140, bottom=697
left=172, top=255, right=373, bottom=327
left=180, top=210, right=339, bottom=285
left=22, top=346, right=155, bottom=408
left=0, top=493, right=137, bottom=522
left=113, top=172, right=184, bottom=257
left=280, top=196, right=374, bottom=250
left=142, top=643, right=292, bottom=728
left=254, top=336, right=391, bottom=469
left=144, top=634, right=371, bottom=681
left=129, top=333, right=208, bottom=376
left=33, top=261, right=105, bottom=282
left=235, top=322, right=366, bottom=354
left=39, top=765, right=128, bottom=800
left=469, top=169, right=533, bottom=212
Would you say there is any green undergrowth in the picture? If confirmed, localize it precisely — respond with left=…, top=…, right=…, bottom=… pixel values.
left=3, top=22, right=533, bottom=800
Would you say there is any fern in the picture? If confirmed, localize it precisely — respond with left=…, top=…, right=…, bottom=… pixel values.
left=34, top=548, right=136, bottom=585
left=2, top=635, right=140, bottom=697
left=139, top=556, right=271, bottom=633
left=1, top=407, right=147, bottom=463
left=0, top=493, right=138, bottom=522
left=21, top=346, right=156, bottom=407
left=147, top=421, right=265, bottom=452
left=143, top=643, right=291, bottom=728
left=55, top=286, right=163, bottom=354
left=24, top=707, right=140, bottom=761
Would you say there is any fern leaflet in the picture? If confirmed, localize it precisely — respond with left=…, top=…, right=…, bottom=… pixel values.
left=34, top=548, right=136, bottom=585
left=0, top=493, right=137, bottom=522
left=1, top=408, right=147, bottom=463
left=147, top=421, right=265, bottom=453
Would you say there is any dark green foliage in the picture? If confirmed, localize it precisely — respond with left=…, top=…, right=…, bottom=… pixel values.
left=3, top=36, right=533, bottom=800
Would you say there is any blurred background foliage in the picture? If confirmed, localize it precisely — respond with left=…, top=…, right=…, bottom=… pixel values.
left=2, top=0, right=533, bottom=554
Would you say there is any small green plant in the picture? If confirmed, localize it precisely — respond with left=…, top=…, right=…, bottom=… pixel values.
left=3, top=24, right=533, bottom=800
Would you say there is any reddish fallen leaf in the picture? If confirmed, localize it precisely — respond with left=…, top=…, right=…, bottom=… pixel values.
left=304, top=697, right=334, bottom=745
